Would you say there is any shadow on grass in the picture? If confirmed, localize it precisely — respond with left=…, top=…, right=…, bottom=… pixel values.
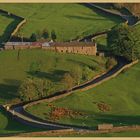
left=93, top=114, right=140, bottom=126
left=0, top=79, right=21, bottom=101
left=27, top=69, right=68, bottom=82
left=65, top=15, right=107, bottom=21
left=79, top=3, right=124, bottom=24
left=0, top=107, right=45, bottom=136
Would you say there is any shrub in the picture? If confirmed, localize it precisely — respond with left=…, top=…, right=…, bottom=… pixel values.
left=61, top=73, right=75, bottom=89
left=105, top=57, right=117, bottom=69
left=70, top=66, right=83, bottom=85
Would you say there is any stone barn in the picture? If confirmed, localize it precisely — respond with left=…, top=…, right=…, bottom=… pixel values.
left=42, top=42, right=97, bottom=56
left=98, top=124, right=113, bottom=130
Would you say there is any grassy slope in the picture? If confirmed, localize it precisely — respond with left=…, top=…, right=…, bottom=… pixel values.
left=27, top=61, right=140, bottom=129
left=0, top=107, right=45, bottom=135
left=0, top=49, right=106, bottom=104
left=0, top=4, right=123, bottom=41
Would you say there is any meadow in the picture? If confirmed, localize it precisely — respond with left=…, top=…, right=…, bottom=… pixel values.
left=26, top=61, right=140, bottom=129
left=0, top=49, right=107, bottom=104
left=0, top=3, right=123, bottom=41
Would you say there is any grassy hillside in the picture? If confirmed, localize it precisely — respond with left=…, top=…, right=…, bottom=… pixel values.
left=0, top=49, right=107, bottom=104
left=0, top=3, right=123, bottom=41
left=0, top=107, right=45, bottom=135
left=27, top=61, right=140, bottom=129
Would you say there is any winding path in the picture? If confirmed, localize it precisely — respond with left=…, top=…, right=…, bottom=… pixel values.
left=4, top=57, right=130, bottom=130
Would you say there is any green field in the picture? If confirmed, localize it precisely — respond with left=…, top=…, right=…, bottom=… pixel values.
left=0, top=3, right=123, bottom=41
left=27, top=61, right=140, bottom=129
left=0, top=49, right=107, bottom=104
left=0, top=107, right=45, bottom=136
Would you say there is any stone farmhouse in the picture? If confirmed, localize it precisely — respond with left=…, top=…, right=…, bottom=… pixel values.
left=3, top=41, right=97, bottom=56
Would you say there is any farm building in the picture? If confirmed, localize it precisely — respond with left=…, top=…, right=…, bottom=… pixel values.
left=98, top=124, right=113, bottom=130
left=42, top=42, right=97, bottom=56
left=3, top=41, right=97, bottom=56
left=4, top=42, right=42, bottom=50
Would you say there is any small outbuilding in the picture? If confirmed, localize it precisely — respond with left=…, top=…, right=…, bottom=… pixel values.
left=98, top=123, right=113, bottom=130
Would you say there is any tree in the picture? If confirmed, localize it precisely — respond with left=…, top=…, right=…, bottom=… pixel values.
left=34, top=78, right=53, bottom=98
left=61, top=73, right=75, bottom=90
left=18, top=78, right=37, bottom=101
left=18, top=78, right=54, bottom=101
left=42, top=29, right=49, bottom=39
left=30, top=33, right=37, bottom=42
left=36, top=30, right=42, bottom=40
left=82, top=66, right=93, bottom=81
left=51, top=30, right=57, bottom=41
left=107, top=23, right=140, bottom=61
left=70, top=66, right=82, bottom=85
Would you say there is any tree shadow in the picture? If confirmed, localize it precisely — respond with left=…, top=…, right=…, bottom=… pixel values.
left=0, top=79, right=21, bottom=101
left=94, top=114, right=140, bottom=126
left=27, top=69, right=68, bottom=82
left=79, top=3, right=124, bottom=24
left=65, top=15, right=107, bottom=21
left=0, top=106, right=44, bottom=135
left=67, top=58, right=100, bottom=67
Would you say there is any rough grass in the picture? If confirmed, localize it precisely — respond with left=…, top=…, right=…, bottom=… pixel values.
left=0, top=49, right=106, bottom=104
left=27, top=62, right=140, bottom=129
left=0, top=3, right=123, bottom=41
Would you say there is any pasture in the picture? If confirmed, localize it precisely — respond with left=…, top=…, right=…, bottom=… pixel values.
left=26, top=62, right=140, bottom=129
left=0, top=3, right=123, bottom=41
left=0, top=49, right=107, bottom=104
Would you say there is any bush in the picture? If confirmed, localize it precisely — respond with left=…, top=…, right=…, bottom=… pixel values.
left=70, top=66, right=83, bottom=85
left=105, top=57, right=117, bottom=69
left=82, top=66, right=94, bottom=81
left=61, top=73, right=75, bottom=89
